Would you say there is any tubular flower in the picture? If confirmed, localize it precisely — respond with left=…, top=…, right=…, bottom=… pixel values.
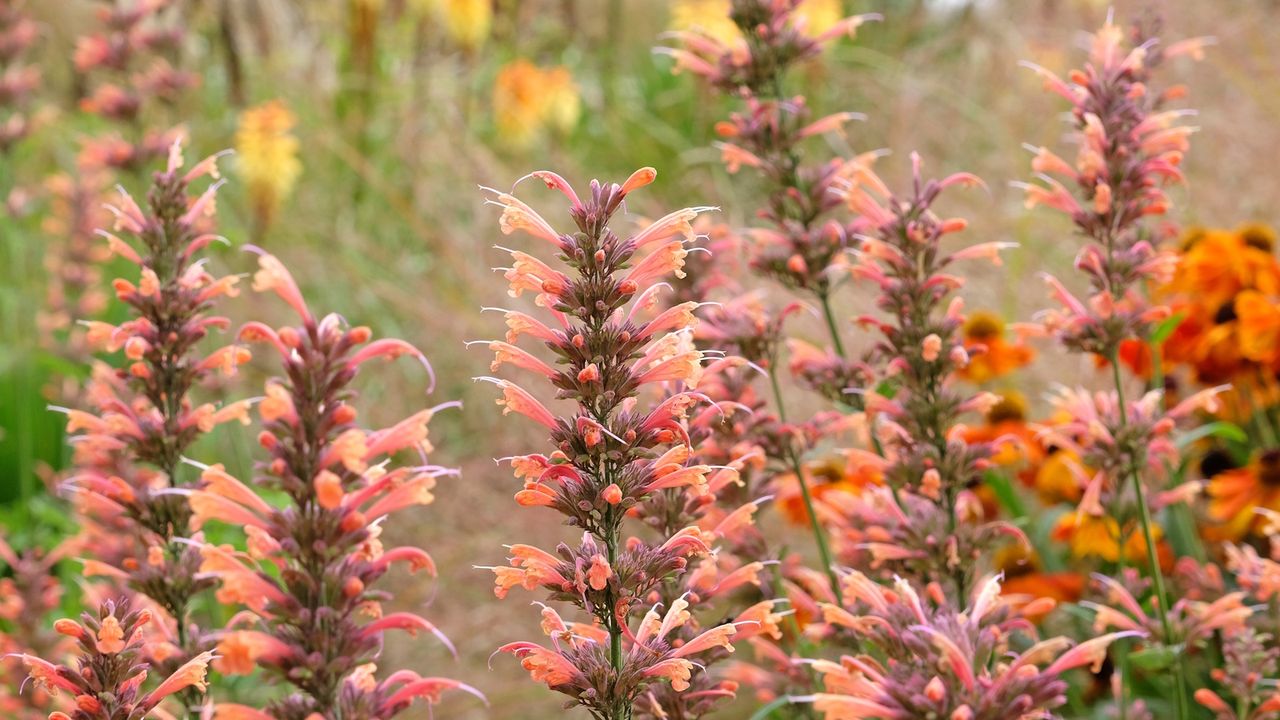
left=15, top=599, right=214, bottom=719
left=196, top=252, right=478, bottom=718
left=234, top=99, right=300, bottom=238
left=481, top=168, right=738, bottom=718
left=1083, top=572, right=1250, bottom=649
left=813, top=571, right=1137, bottom=720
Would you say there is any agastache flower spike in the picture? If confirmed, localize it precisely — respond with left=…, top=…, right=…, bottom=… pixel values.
left=830, top=154, right=1007, bottom=597
left=12, top=599, right=214, bottom=719
left=58, top=144, right=240, bottom=709
left=196, top=252, right=479, bottom=718
left=481, top=168, right=734, bottom=718
left=812, top=571, right=1138, bottom=720
left=1020, top=15, right=1209, bottom=720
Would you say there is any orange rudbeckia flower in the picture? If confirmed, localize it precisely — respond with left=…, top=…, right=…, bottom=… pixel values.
left=994, top=545, right=1084, bottom=622
left=1051, top=513, right=1169, bottom=567
left=775, top=457, right=880, bottom=527
left=1207, top=449, right=1280, bottom=539
left=1235, top=290, right=1280, bottom=366
left=955, top=311, right=1034, bottom=384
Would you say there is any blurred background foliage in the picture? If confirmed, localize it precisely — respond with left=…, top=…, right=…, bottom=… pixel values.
left=1, top=0, right=1278, bottom=716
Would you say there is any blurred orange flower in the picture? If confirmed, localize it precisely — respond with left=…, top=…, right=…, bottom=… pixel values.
left=1051, top=513, right=1166, bottom=566
left=994, top=546, right=1083, bottom=621
left=1158, top=223, right=1280, bottom=384
left=493, top=61, right=581, bottom=149
left=775, top=457, right=879, bottom=527
left=955, top=311, right=1034, bottom=384
left=1206, top=449, right=1280, bottom=539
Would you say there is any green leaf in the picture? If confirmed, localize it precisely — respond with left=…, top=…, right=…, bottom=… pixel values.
left=749, top=697, right=797, bottom=720
left=1129, top=644, right=1180, bottom=671
left=1149, top=312, right=1186, bottom=344
left=984, top=469, right=1028, bottom=520
left=874, top=379, right=897, bottom=400
left=1176, top=420, right=1248, bottom=449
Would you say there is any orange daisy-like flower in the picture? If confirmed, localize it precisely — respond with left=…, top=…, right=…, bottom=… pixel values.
left=1235, top=290, right=1280, bottom=366
left=993, top=545, right=1084, bottom=622
left=954, top=311, right=1034, bottom=384
left=1206, top=449, right=1280, bottom=539
left=1051, top=513, right=1168, bottom=567
left=775, top=457, right=879, bottom=527
left=962, top=392, right=1042, bottom=469
left=1171, top=225, right=1280, bottom=310
left=1158, top=223, right=1280, bottom=383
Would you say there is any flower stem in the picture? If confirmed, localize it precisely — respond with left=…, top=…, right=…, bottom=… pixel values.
left=768, top=364, right=842, bottom=605
left=604, top=506, right=626, bottom=720
left=1109, top=351, right=1188, bottom=720
left=818, top=289, right=846, bottom=359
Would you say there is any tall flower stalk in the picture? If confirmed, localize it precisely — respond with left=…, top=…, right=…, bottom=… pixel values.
left=58, top=144, right=248, bottom=714
left=190, top=252, right=480, bottom=719
left=1021, top=13, right=1211, bottom=719
left=663, top=0, right=881, bottom=605
left=819, top=155, right=1024, bottom=599
left=480, top=168, right=746, bottom=719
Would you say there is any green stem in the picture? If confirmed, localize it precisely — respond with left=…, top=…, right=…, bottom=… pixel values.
left=1109, top=352, right=1188, bottom=720
left=818, top=289, right=846, bottom=359
left=604, top=506, right=625, bottom=720
left=768, top=365, right=842, bottom=605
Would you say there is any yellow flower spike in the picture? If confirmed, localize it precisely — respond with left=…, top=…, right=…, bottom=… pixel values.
left=234, top=100, right=301, bottom=238
left=440, top=0, right=493, bottom=51
left=541, top=66, right=581, bottom=136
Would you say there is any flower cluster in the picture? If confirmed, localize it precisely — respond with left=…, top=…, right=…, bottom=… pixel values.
left=1156, top=223, right=1280, bottom=386
left=190, top=252, right=478, bottom=719
left=824, top=155, right=1022, bottom=596
left=0, top=536, right=78, bottom=719
left=811, top=571, right=1132, bottom=719
left=1150, top=223, right=1280, bottom=540
left=37, top=173, right=113, bottom=391
left=0, top=0, right=39, bottom=158
left=1022, top=14, right=1208, bottom=358
left=73, top=0, right=196, bottom=173
left=665, top=0, right=881, bottom=613
left=12, top=598, right=216, bottom=720
left=58, top=146, right=245, bottom=706
left=481, top=168, right=752, bottom=718
left=663, top=0, right=872, bottom=93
